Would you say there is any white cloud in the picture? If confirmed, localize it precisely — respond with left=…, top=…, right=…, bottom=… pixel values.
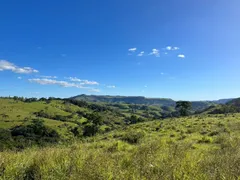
left=149, top=49, right=160, bottom=57
left=137, top=51, right=144, bottom=57
left=106, top=85, right=116, bottom=88
left=128, top=48, right=137, bottom=52
left=165, top=46, right=179, bottom=51
left=144, top=85, right=147, bottom=88
left=178, top=54, right=185, bottom=58
left=28, top=78, right=100, bottom=92
left=67, top=77, right=81, bottom=82
left=0, top=60, right=38, bottom=74
left=81, top=80, right=99, bottom=85
left=166, top=46, right=172, bottom=50
left=66, top=77, right=99, bottom=85
left=17, top=77, right=22, bottom=80
left=29, top=78, right=80, bottom=87
left=39, top=75, right=57, bottom=79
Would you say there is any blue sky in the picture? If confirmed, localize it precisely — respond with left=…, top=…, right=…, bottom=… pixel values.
left=0, top=0, right=240, bottom=100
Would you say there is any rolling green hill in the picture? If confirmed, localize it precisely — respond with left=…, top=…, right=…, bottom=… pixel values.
left=71, top=94, right=233, bottom=112
left=227, top=98, right=240, bottom=107
left=1, top=111, right=240, bottom=179
left=201, top=98, right=240, bottom=115
left=0, top=97, right=129, bottom=150
left=72, top=94, right=176, bottom=106
left=1, top=96, right=240, bottom=179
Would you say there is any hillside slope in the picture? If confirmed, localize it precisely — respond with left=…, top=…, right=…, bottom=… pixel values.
left=201, top=98, right=240, bottom=114
left=1, top=113, right=240, bottom=179
left=0, top=97, right=128, bottom=150
left=71, top=94, right=234, bottom=111
left=72, top=94, right=176, bottom=106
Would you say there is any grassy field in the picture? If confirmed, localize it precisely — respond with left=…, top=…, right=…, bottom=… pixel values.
left=1, top=110, right=240, bottom=179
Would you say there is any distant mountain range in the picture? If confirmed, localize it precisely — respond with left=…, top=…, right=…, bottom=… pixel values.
left=71, top=94, right=235, bottom=111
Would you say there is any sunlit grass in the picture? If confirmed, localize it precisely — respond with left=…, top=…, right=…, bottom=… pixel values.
left=1, top=98, right=240, bottom=179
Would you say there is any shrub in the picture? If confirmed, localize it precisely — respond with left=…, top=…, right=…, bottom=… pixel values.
left=83, top=123, right=99, bottom=137
left=198, top=136, right=213, bottom=143
left=121, top=130, right=145, bottom=144
left=70, top=126, right=83, bottom=137
left=0, top=129, right=14, bottom=151
left=208, top=131, right=219, bottom=136
left=11, top=119, right=60, bottom=148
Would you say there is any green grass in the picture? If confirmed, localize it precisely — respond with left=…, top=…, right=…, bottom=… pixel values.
left=0, top=99, right=90, bottom=136
left=1, top=98, right=240, bottom=179
left=1, top=124, right=240, bottom=179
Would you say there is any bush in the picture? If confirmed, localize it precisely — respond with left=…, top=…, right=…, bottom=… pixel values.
left=121, top=130, right=145, bottom=144
left=0, top=129, right=14, bottom=151
left=70, top=126, right=83, bottom=137
left=83, top=123, right=99, bottom=137
left=208, top=130, right=219, bottom=136
left=198, top=136, right=213, bottom=143
left=10, top=119, right=60, bottom=149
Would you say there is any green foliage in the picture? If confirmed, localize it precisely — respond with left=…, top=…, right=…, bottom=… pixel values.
left=82, top=123, right=98, bottom=136
left=125, top=115, right=145, bottom=124
left=121, top=130, right=145, bottom=144
left=198, top=136, right=213, bottom=143
left=0, top=129, right=14, bottom=151
left=176, top=101, right=192, bottom=116
left=0, top=119, right=60, bottom=150
left=208, top=104, right=239, bottom=114
left=70, top=126, right=83, bottom=137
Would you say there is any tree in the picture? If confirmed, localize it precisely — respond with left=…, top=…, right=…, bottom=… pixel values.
left=83, top=123, right=99, bottom=136
left=175, top=101, right=192, bottom=116
left=129, top=115, right=138, bottom=124
left=86, top=112, right=103, bottom=125
left=83, top=113, right=104, bottom=136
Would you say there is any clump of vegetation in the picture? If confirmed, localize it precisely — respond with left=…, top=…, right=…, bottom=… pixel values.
left=0, top=119, right=60, bottom=150
left=120, top=130, right=145, bottom=144
left=198, top=136, right=213, bottom=143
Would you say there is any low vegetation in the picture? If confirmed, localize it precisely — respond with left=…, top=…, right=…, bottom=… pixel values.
left=0, top=96, right=240, bottom=179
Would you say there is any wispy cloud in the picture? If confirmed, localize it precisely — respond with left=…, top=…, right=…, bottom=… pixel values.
left=0, top=60, right=39, bottom=74
left=128, top=47, right=137, bottom=52
left=106, top=85, right=116, bottom=88
left=29, top=78, right=80, bottom=87
left=28, top=78, right=100, bottom=92
left=66, top=77, right=99, bottom=85
left=129, top=46, right=183, bottom=58
left=137, top=51, right=144, bottom=57
left=39, top=75, right=57, bottom=79
left=17, top=76, right=22, bottom=80
left=178, top=54, right=185, bottom=58
left=149, top=49, right=160, bottom=57
left=166, top=46, right=179, bottom=51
